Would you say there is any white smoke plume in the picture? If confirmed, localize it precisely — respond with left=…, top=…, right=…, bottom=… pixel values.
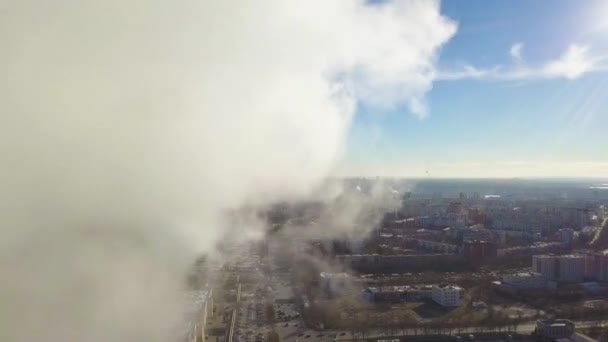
left=0, top=1, right=455, bottom=341
left=301, top=179, right=405, bottom=241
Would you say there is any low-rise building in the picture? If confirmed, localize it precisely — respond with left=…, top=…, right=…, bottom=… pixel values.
left=431, top=284, right=463, bottom=307
left=502, top=272, right=547, bottom=289
left=362, top=285, right=433, bottom=303
left=535, top=319, right=575, bottom=340
left=362, top=287, right=400, bottom=303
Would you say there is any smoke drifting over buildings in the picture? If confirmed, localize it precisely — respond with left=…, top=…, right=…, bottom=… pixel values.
left=0, top=1, right=455, bottom=341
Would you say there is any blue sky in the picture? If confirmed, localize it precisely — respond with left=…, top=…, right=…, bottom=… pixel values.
left=343, top=0, right=608, bottom=178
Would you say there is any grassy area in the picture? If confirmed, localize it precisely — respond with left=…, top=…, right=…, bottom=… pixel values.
left=308, top=285, right=534, bottom=330
left=413, top=301, right=454, bottom=319
left=390, top=302, right=423, bottom=310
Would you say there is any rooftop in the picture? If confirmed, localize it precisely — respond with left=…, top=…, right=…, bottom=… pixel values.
left=434, top=284, right=463, bottom=290
left=511, top=272, right=544, bottom=277
left=320, top=272, right=350, bottom=278
left=537, top=318, right=574, bottom=327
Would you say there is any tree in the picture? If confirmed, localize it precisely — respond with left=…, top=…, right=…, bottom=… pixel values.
left=266, top=303, right=275, bottom=323
left=267, top=331, right=280, bottom=342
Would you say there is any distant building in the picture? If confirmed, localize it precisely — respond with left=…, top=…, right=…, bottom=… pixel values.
left=535, top=319, right=575, bottom=340
left=319, top=272, right=350, bottom=297
left=431, top=284, right=463, bottom=307
left=472, top=301, right=488, bottom=310
left=583, top=299, right=608, bottom=309
left=416, top=239, right=460, bottom=254
left=558, top=255, right=585, bottom=282
left=409, top=285, right=434, bottom=301
left=466, top=207, right=487, bottom=225
left=362, top=287, right=379, bottom=302
left=337, top=253, right=458, bottom=272
left=362, top=287, right=400, bottom=303
left=580, top=282, right=608, bottom=296
left=532, top=255, right=584, bottom=283
left=362, top=285, right=433, bottom=303
left=502, top=272, right=547, bottom=289
left=463, top=240, right=497, bottom=260
left=533, top=255, right=557, bottom=279
left=498, top=242, right=567, bottom=257
left=462, top=224, right=496, bottom=243
left=581, top=250, right=608, bottom=281
left=559, top=228, right=575, bottom=244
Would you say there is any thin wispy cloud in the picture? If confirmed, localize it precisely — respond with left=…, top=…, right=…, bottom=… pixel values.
left=439, top=43, right=608, bottom=81
left=510, top=42, right=524, bottom=62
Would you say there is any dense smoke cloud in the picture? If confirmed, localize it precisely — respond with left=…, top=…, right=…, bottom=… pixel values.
left=279, top=179, right=406, bottom=242
left=0, top=1, right=455, bottom=341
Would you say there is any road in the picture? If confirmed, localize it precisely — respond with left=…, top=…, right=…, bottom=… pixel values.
left=272, top=319, right=606, bottom=342
left=326, top=320, right=606, bottom=341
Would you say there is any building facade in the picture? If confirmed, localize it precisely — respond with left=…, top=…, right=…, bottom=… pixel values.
left=581, top=250, right=608, bottom=281
left=535, top=319, right=575, bottom=339
left=532, top=254, right=584, bottom=283
left=558, top=255, right=585, bottom=282
left=431, top=284, right=464, bottom=307
left=502, top=272, right=547, bottom=289
left=463, top=240, right=497, bottom=260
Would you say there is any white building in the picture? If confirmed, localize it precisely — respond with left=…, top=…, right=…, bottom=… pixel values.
left=431, top=284, right=464, bottom=307
left=533, top=254, right=584, bottom=283
left=502, top=272, right=546, bottom=289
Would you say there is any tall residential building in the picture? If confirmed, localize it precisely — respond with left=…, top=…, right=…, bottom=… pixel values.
left=532, top=254, right=584, bottom=283
left=431, top=284, right=464, bottom=307
left=533, top=255, right=556, bottom=279
left=581, top=250, right=608, bottom=281
left=463, top=240, right=497, bottom=260
left=558, top=255, right=585, bottom=282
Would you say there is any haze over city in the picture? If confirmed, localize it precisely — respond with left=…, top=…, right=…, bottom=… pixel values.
left=1, top=1, right=607, bottom=342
